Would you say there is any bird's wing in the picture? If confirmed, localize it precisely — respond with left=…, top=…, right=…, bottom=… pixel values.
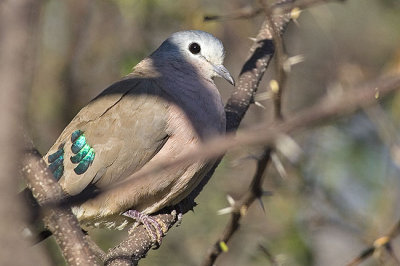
left=44, top=78, right=170, bottom=195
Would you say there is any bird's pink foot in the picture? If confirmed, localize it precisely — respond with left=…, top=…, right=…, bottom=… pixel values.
left=123, top=210, right=165, bottom=248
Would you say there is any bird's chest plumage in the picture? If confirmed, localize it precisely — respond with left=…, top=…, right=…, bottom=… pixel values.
left=167, top=94, right=225, bottom=141
left=162, top=77, right=226, bottom=140
left=146, top=80, right=226, bottom=210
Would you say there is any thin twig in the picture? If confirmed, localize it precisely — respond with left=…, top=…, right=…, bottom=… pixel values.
left=202, top=148, right=272, bottom=266
left=259, top=244, right=279, bottom=266
left=346, top=219, right=400, bottom=266
left=259, top=0, right=287, bottom=120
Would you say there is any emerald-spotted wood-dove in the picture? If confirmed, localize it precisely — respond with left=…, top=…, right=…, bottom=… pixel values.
left=44, top=30, right=234, bottom=235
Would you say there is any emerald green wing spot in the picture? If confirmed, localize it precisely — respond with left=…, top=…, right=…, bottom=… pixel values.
left=73, top=148, right=95, bottom=175
left=48, top=146, right=64, bottom=181
left=71, top=135, right=86, bottom=153
left=48, top=149, right=64, bottom=163
left=71, top=130, right=83, bottom=142
left=70, top=130, right=95, bottom=175
left=53, top=164, right=64, bottom=180
left=70, top=144, right=91, bottom=163
left=48, top=156, right=63, bottom=172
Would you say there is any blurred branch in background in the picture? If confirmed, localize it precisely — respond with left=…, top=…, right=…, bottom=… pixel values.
left=204, top=0, right=346, bottom=22
left=0, top=0, right=49, bottom=265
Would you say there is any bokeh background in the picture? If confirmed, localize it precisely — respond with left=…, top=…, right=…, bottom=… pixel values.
left=26, top=0, right=400, bottom=265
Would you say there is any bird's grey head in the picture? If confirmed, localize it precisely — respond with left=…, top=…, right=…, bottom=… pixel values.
left=151, top=30, right=235, bottom=86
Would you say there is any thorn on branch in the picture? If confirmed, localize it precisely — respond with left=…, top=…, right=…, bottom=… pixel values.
left=217, top=207, right=234, bottom=216
left=255, top=101, right=267, bottom=109
left=283, top=54, right=305, bottom=72
left=271, top=152, right=288, bottom=179
left=226, top=194, right=236, bottom=206
left=254, top=91, right=273, bottom=102
left=257, top=198, right=266, bottom=213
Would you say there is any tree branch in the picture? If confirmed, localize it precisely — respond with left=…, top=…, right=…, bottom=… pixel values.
left=22, top=148, right=99, bottom=266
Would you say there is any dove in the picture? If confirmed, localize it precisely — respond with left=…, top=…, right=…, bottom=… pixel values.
left=43, top=30, right=234, bottom=243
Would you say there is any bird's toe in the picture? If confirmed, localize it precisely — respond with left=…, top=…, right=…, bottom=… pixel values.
left=123, top=210, right=165, bottom=249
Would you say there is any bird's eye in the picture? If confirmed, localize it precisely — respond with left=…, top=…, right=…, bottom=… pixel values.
left=189, top=42, right=201, bottom=54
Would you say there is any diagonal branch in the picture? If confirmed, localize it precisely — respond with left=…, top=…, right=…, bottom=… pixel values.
left=0, top=0, right=48, bottom=264
left=347, top=219, right=400, bottom=266
left=259, top=0, right=288, bottom=120
left=22, top=148, right=99, bottom=266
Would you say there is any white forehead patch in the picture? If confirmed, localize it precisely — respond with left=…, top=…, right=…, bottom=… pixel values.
left=156, top=30, right=226, bottom=65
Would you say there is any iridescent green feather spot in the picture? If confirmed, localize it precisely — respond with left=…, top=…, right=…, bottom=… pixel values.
left=70, top=130, right=95, bottom=175
left=48, top=156, right=63, bottom=172
left=48, top=149, right=64, bottom=163
left=70, top=144, right=90, bottom=163
left=74, top=148, right=95, bottom=175
left=71, top=130, right=83, bottom=142
left=71, top=135, right=86, bottom=153
left=53, top=164, right=64, bottom=180
left=48, top=145, right=65, bottom=181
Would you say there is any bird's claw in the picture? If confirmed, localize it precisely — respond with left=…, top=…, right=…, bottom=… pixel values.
left=123, top=210, right=165, bottom=249
left=171, top=205, right=183, bottom=227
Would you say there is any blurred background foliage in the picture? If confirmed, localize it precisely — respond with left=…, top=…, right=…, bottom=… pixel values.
left=27, top=0, right=400, bottom=265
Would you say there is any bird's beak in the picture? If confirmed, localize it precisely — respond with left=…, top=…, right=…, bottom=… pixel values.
left=213, top=64, right=235, bottom=86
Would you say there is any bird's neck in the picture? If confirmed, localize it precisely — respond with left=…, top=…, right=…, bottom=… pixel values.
left=132, top=57, right=225, bottom=139
left=132, top=57, right=218, bottom=100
